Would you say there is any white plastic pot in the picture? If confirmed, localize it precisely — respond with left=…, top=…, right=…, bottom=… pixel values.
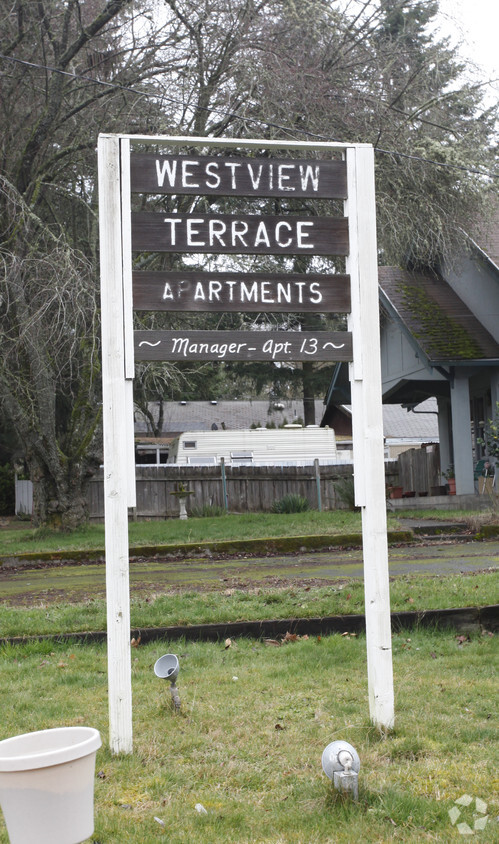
left=0, top=726, right=101, bottom=844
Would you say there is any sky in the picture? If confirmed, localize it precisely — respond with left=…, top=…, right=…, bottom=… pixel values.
left=436, top=0, right=498, bottom=103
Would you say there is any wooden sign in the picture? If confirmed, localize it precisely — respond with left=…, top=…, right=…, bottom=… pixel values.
left=133, top=271, right=351, bottom=312
left=130, top=154, right=347, bottom=198
left=134, top=330, right=353, bottom=362
left=132, top=212, right=349, bottom=256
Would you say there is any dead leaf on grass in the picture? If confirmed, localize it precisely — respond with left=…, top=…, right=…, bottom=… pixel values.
left=264, top=639, right=281, bottom=647
left=456, top=634, right=470, bottom=646
left=224, top=638, right=232, bottom=649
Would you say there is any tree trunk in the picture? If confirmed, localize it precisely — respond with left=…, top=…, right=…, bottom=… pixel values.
left=30, top=459, right=91, bottom=529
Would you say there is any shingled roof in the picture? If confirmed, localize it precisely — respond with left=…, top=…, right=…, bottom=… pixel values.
left=378, top=266, right=499, bottom=364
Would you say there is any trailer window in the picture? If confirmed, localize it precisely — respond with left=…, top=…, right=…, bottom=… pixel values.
left=183, top=441, right=197, bottom=449
left=231, top=451, right=253, bottom=463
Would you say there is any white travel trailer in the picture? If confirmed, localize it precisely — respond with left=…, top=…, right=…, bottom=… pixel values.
left=167, top=426, right=339, bottom=466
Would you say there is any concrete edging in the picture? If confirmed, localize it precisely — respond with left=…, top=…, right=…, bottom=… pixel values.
left=2, top=605, right=497, bottom=648
left=0, top=530, right=415, bottom=567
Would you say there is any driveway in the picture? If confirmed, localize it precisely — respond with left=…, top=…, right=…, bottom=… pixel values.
left=0, top=538, right=497, bottom=605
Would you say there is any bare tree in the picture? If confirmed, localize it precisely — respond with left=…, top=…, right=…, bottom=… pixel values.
left=0, top=177, right=101, bottom=526
left=0, top=0, right=179, bottom=525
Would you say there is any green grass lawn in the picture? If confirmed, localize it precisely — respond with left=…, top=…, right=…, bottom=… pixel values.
left=1, top=506, right=493, bottom=558
left=1, top=512, right=372, bottom=556
left=0, top=571, right=497, bottom=638
left=0, top=631, right=497, bottom=843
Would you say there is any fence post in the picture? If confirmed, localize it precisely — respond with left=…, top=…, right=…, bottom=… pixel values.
left=314, top=459, right=322, bottom=511
left=221, top=458, right=229, bottom=512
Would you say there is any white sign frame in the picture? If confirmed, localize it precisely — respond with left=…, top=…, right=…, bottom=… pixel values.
left=98, top=133, right=394, bottom=754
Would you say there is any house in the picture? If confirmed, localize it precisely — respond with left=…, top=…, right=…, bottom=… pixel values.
left=326, top=398, right=439, bottom=459
left=323, top=223, right=499, bottom=495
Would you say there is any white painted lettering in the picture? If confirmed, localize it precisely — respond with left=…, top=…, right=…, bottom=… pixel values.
left=171, top=337, right=189, bottom=355
left=275, top=221, right=293, bottom=248
left=241, top=281, right=258, bottom=302
left=225, top=162, right=242, bottom=190
left=295, top=281, right=306, bottom=303
left=156, top=159, right=177, bottom=188
left=226, top=281, right=236, bottom=301
left=231, top=220, right=249, bottom=246
left=299, top=337, right=318, bottom=355
left=297, top=221, right=314, bottom=248
left=186, top=218, right=205, bottom=247
left=208, top=281, right=222, bottom=301
left=209, top=219, right=227, bottom=247
left=205, top=162, right=221, bottom=189
left=181, top=160, right=200, bottom=188
left=254, top=221, right=270, bottom=248
left=277, top=282, right=292, bottom=304
left=163, top=218, right=182, bottom=245
left=278, top=164, right=295, bottom=191
left=162, top=282, right=174, bottom=301
left=309, top=282, right=322, bottom=303
left=260, top=282, right=274, bottom=304
left=247, top=163, right=263, bottom=189
left=194, top=283, right=206, bottom=301
left=299, top=164, right=320, bottom=192
left=262, top=338, right=292, bottom=359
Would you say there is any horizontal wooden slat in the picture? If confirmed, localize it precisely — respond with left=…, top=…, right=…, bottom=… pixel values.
left=131, top=212, right=349, bottom=255
left=133, top=271, right=351, bottom=312
left=134, top=330, right=352, bottom=361
left=130, top=154, right=347, bottom=198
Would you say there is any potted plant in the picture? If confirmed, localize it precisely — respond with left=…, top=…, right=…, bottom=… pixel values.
left=443, top=465, right=456, bottom=495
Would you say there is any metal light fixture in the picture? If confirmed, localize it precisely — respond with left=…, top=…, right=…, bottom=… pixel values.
left=322, top=740, right=360, bottom=800
left=154, top=654, right=181, bottom=711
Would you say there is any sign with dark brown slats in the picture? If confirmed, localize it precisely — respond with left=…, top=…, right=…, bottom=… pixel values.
left=134, top=330, right=353, bottom=362
left=133, top=271, right=351, bottom=313
left=130, top=154, right=347, bottom=198
left=131, top=212, right=348, bottom=255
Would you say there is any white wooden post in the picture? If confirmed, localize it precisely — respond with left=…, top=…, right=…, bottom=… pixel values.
left=98, top=134, right=133, bottom=754
left=346, top=145, right=395, bottom=730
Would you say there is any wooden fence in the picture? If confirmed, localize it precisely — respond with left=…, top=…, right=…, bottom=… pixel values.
left=397, top=445, right=441, bottom=497
left=87, top=462, right=400, bottom=520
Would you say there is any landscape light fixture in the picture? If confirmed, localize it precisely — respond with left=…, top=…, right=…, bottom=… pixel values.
left=154, top=654, right=181, bottom=711
left=321, top=740, right=360, bottom=801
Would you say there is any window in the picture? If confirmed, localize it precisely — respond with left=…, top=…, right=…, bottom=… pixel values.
left=231, top=451, right=253, bottom=463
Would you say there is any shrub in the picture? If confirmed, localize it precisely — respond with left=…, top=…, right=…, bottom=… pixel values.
left=271, top=493, right=310, bottom=514
left=334, top=476, right=358, bottom=510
